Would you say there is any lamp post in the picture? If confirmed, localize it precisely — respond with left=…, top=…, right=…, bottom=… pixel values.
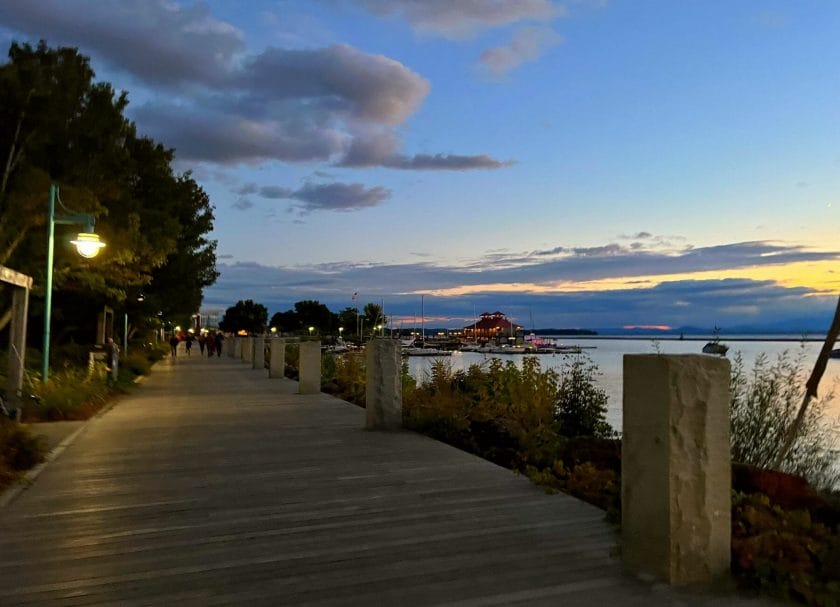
left=42, top=184, right=106, bottom=382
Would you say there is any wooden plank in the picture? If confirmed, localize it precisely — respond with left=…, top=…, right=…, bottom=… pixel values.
left=0, top=356, right=772, bottom=606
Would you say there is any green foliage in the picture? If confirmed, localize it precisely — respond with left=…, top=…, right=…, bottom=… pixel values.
left=0, top=419, right=46, bottom=489
left=404, top=356, right=611, bottom=469
left=121, top=351, right=151, bottom=377
left=285, top=343, right=299, bottom=379
left=24, top=368, right=110, bottom=420
left=219, top=299, right=268, bottom=335
left=322, top=352, right=367, bottom=406
left=730, top=348, right=840, bottom=490
left=0, top=41, right=218, bottom=342
left=554, top=354, right=614, bottom=438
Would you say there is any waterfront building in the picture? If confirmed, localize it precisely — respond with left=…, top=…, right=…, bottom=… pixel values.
left=463, top=311, right=524, bottom=345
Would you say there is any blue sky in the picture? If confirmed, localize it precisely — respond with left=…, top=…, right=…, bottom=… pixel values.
left=2, top=1, right=838, bottom=330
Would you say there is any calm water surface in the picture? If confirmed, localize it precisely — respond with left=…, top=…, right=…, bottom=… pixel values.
left=405, top=337, right=840, bottom=431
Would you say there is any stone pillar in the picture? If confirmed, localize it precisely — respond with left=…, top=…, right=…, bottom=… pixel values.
left=226, top=335, right=235, bottom=357
left=252, top=337, right=265, bottom=370
left=233, top=337, right=242, bottom=359
left=242, top=336, right=253, bottom=363
left=622, top=354, right=731, bottom=586
left=298, top=341, right=321, bottom=394
left=269, top=339, right=286, bottom=378
left=365, top=338, right=402, bottom=430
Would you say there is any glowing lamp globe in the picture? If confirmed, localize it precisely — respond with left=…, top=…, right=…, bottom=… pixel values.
left=70, top=232, right=106, bottom=258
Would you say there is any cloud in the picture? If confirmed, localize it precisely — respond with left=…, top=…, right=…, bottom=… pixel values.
left=0, top=6, right=510, bottom=170
left=236, top=181, right=392, bottom=213
left=258, top=186, right=293, bottom=199
left=286, top=183, right=391, bottom=213
left=201, top=240, right=840, bottom=330
left=0, top=0, right=244, bottom=87
left=203, top=262, right=837, bottom=331
left=478, top=26, right=562, bottom=77
left=355, top=0, right=562, bottom=39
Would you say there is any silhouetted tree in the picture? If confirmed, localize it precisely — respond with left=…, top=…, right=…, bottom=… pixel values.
left=219, top=299, right=267, bottom=335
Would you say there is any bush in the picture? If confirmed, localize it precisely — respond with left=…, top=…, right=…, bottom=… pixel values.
left=554, top=354, right=614, bottom=438
left=730, top=348, right=840, bottom=490
left=23, top=368, right=110, bottom=421
left=0, top=419, right=46, bottom=489
left=122, top=351, right=152, bottom=377
left=732, top=491, right=840, bottom=606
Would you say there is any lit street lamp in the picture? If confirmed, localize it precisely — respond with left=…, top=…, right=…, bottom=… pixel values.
left=308, top=326, right=315, bottom=336
left=42, top=184, right=106, bottom=382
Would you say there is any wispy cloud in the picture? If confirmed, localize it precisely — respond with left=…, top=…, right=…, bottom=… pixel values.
left=235, top=181, right=391, bottom=214
left=478, top=26, right=562, bottom=78
left=354, top=0, right=562, bottom=39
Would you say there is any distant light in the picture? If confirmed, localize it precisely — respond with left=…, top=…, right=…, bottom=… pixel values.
left=70, top=232, right=106, bottom=258
left=174, top=325, right=181, bottom=332
left=271, top=327, right=278, bottom=333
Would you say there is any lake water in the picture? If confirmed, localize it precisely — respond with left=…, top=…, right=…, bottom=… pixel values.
left=405, top=337, right=840, bottom=431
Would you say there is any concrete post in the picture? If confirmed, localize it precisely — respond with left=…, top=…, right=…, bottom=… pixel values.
left=622, top=354, right=731, bottom=586
left=233, top=337, right=242, bottom=359
left=365, top=338, right=402, bottom=430
left=298, top=341, right=321, bottom=394
left=241, top=336, right=253, bottom=363
left=252, top=337, right=265, bottom=370
left=269, top=338, right=286, bottom=378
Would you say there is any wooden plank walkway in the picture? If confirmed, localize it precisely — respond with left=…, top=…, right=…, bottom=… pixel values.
left=0, top=352, right=774, bottom=606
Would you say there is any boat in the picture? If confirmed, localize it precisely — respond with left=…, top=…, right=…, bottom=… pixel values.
left=830, top=349, right=840, bottom=359
left=403, top=347, right=452, bottom=357
left=702, top=342, right=729, bottom=355
left=703, top=326, right=728, bottom=355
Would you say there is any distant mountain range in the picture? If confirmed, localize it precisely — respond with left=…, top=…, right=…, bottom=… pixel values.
left=593, top=321, right=830, bottom=336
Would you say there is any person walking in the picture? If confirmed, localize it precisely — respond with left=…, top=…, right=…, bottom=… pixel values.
left=214, top=332, right=224, bottom=357
left=185, top=333, right=194, bottom=355
left=206, top=334, right=216, bottom=357
left=169, top=334, right=179, bottom=358
left=198, top=334, right=206, bottom=355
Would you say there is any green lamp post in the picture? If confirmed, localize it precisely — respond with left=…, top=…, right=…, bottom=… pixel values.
left=42, top=184, right=106, bottom=382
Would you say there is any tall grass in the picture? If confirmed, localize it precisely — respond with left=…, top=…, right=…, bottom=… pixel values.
left=730, top=347, right=840, bottom=490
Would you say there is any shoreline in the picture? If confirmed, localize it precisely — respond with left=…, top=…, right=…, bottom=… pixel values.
left=544, top=335, right=825, bottom=343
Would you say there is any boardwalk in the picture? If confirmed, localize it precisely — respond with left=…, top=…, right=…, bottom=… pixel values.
left=0, top=353, right=771, bottom=606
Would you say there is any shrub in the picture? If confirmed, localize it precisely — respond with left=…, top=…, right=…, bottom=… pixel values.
left=24, top=368, right=110, bottom=421
left=0, top=419, right=46, bottom=489
left=730, top=348, right=840, bottom=490
left=732, top=491, right=840, bottom=606
left=554, top=354, right=614, bottom=438
left=122, top=351, right=152, bottom=377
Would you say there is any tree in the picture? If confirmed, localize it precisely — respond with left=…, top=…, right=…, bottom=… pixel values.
left=337, top=307, right=359, bottom=335
left=363, top=302, right=386, bottom=334
left=269, top=310, right=298, bottom=334
left=219, top=300, right=267, bottom=335
left=0, top=41, right=217, bottom=347
left=293, top=300, right=336, bottom=334
left=553, top=355, right=613, bottom=438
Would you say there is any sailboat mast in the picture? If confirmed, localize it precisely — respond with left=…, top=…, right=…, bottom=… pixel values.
left=421, top=295, right=424, bottom=344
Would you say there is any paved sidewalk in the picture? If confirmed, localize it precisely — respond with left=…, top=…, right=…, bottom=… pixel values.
left=0, top=354, right=773, bottom=606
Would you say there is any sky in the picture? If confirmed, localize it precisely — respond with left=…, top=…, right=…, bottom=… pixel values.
left=1, top=0, right=838, bottom=331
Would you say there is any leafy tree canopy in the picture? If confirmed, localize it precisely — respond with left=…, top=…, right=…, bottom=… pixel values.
left=0, top=40, right=217, bottom=344
left=220, top=300, right=267, bottom=335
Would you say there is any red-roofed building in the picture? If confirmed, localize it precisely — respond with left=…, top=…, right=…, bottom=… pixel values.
left=463, top=311, right=523, bottom=344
